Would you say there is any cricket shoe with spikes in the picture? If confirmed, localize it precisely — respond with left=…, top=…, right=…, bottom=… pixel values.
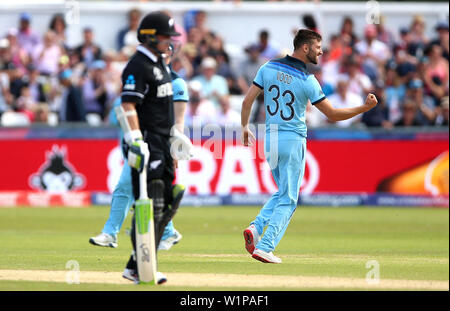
left=158, top=229, right=183, bottom=251
left=122, top=268, right=139, bottom=284
left=243, top=224, right=260, bottom=254
left=89, top=233, right=118, bottom=248
left=252, top=249, right=282, bottom=264
left=122, top=269, right=168, bottom=285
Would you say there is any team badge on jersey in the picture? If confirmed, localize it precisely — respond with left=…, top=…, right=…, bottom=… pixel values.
left=29, top=145, right=85, bottom=193
left=153, top=67, right=163, bottom=81
left=124, top=75, right=136, bottom=90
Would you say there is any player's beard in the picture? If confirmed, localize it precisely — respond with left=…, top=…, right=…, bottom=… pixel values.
left=307, top=50, right=318, bottom=64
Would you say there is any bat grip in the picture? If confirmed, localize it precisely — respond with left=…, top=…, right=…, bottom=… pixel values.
left=139, top=161, right=148, bottom=200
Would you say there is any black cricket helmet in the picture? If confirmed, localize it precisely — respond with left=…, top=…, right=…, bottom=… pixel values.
left=137, top=11, right=180, bottom=45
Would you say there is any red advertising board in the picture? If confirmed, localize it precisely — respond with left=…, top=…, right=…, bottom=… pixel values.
left=0, top=139, right=448, bottom=197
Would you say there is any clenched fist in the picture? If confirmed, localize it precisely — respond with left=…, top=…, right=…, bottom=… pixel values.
left=365, top=93, right=378, bottom=110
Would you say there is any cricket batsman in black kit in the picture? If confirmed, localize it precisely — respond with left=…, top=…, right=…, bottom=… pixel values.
left=116, top=11, right=193, bottom=284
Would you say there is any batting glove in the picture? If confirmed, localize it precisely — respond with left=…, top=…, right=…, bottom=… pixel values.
left=128, top=139, right=149, bottom=173
left=170, top=128, right=193, bottom=161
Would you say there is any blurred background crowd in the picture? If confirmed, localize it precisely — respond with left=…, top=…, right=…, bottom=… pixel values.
left=0, top=8, right=448, bottom=128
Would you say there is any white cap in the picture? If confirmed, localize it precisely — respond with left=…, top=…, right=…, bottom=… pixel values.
left=201, top=57, right=217, bottom=69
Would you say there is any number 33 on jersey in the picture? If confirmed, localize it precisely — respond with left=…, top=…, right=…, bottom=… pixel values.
left=253, top=55, right=325, bottom=137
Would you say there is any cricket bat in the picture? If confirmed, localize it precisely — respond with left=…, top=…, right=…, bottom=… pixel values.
left=135, top=163, right=158, bottom=285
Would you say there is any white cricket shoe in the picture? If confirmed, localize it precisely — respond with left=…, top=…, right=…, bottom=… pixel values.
left=158, top=230, right=182, bottom=251
left=252, top=248, right=282, bottom=264
left=156, top=271, right=167, bottom=285
left=122, top=269, right=167, bottom=285
left=122, top=268, right=139, bottom=284
left=243, top=224, right=260, bottom=254
left=89, top=233, right=118, bottom=248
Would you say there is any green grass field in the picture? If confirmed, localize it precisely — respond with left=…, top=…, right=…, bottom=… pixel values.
left=0, top=206, right=448, bottom=291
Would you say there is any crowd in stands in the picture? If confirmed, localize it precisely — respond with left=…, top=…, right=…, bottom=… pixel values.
left=0, top=9, right=448, bottom=128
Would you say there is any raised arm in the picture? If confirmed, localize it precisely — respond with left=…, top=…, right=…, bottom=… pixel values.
left=314, top=94, right=378, bottom=122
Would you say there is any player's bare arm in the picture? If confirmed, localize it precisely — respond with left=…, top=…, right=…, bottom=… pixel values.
left=314, top=93, right=378, bottom=122
left=241, top=84, right=262, bottom=146
left=173, top=100, right=188, bottom=168
left=173, top=100, right=187, bottom=132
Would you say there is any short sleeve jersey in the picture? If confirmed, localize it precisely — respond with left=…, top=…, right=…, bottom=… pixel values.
left=171, top=71, right=189, bottom=103
left=253, top=55, right=326, bottom=137
left=121, top=45, right=174, bottom=136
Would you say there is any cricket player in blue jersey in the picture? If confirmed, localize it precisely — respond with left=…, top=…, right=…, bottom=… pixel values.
left=241, top=29, right=378, bottom=263
left=89, top=69, right=190, bottom=251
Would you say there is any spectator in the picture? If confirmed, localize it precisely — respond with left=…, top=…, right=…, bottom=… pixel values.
left=6, top=28, right=30, bottom=74
left=81, top=60, right=113, bottom=120
left=58, top=69, right=85, bottom=122
left=430, top=21, right=449, bottom=61
left=257, top=29, right=280, bottom=61
left=49, top=13, right=68, bottom=50
left=1, top=46, right=23, bottom=101
left=16, top=12, right=40, bottom=56
left=320, top=49, right=340, bottom=88
left=217, top=56, right=241, bottom=95
left=74, top=27, right=103, bottom=68
left=407, top=14, right=428, bottom=58
left=405, top=78, right=437, bottom=125
left=216, top=95, right=240, bottom=126
left=194, top=10, right=211, bottom=39
left=185, top=80, right=217, bottom=126
left=390, top=46, right=417, bottom=80
left=355, top=24, right=390, bottom=81
left=384, top=65, right=406, bottom=124
left=117, top=8, right=141, bottom=51
left=32, top=31, right=63, bottom=76
left=237, top=44, right=266, bottom=93
left=15, top=85, right=37, bottom=121
left=183, top=9, right=198, bottom=34
left=395, top=99, right=427, bottom=127
left=423, top=43, right=449, bottom=105
left=302, top=14, right=319, bottom=33
left=340, top=16, right=357, bottom=48
left=328, top=35, right=347, bottom=62
left=344, top=55, right=373, bottom=96
left=20, top=64, right=47, bottom=103
left=397, top=27, right=411, bottom=52
left=435, top=96, right=449, bottom=126
left=171, top=53, right=194, bottom=80
left=32, top=103, right=50, bottom=124
left=327, top=77, right=364, bottom=127
left=376, top=15, right=396, bottom=49
left=362, top=81, right=392, bottom=128
left=102, top=50, right=122, bottom=95
left=191, top=56, right=229, bottom=107
left=0, top=39, right=14, bottom=115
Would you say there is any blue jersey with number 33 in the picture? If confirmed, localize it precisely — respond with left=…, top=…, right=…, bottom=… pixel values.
left=253, top=55, right=326, bottom=137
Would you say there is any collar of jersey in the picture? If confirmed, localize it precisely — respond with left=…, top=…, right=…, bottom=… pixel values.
left=284, top=55, right=308, bottom=71
left=137, top=45, right=158, bottom=63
